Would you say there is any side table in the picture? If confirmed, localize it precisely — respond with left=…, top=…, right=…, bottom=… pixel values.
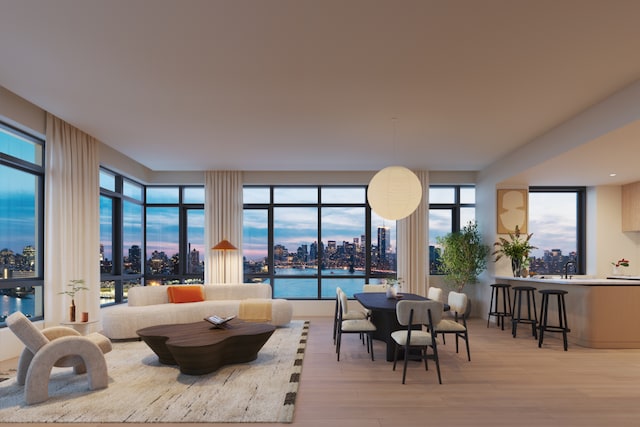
left=60, top=320, right=99, bottom=335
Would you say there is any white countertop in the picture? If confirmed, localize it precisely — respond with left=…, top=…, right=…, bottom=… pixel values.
left=495, top=275, right=640, bottom=286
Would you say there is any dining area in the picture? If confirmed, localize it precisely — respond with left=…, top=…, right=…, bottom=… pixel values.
left=333, top=285, right=470, bottom=385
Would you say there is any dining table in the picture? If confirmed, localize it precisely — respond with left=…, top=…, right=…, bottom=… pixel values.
left=353, top=292, right=449, bottom=361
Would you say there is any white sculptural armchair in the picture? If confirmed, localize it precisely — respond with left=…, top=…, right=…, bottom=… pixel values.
left=6, top=311, right=112, bottom=405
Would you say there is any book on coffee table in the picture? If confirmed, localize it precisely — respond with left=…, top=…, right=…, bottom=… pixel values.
left=204, top=315, right=236, bottom=327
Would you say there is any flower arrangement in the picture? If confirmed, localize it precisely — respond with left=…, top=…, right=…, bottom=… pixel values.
left=492, top=225, right=537, bottom=277
left=612, top=258, right=630, bottom=267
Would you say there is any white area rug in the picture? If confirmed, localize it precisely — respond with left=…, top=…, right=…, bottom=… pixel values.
left=0, top=320, right=308, bottom=423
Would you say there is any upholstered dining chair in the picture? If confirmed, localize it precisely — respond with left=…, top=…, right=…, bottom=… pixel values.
left=335, top=289, right=377, bottom=361
left=391, top=300, right=443, bottom=384
left=6, top=311, right=112, bottom=404
left=427, top=286, right=444, bottom=303
left=434, top=291, right=471, bottom=361
left=333, top=287, right=368, bottom=345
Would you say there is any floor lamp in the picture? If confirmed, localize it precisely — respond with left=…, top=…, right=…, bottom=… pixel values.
left=212, top=239, right=237, bottom=283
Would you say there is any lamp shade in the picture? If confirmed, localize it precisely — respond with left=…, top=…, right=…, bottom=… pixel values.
left=367, top=166, right=422, bottom=220
left=212, top=239, right=237, bottom=251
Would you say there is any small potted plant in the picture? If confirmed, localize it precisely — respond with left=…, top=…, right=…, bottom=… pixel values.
left=58, top=279, right=88, bottom=322
left=492, top=226, right=537, bottom=277
left=611, top=258, right=630, bottom=276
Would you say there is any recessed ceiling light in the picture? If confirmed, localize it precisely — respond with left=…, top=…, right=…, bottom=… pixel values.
left=609, top=173, right=617, bottom=177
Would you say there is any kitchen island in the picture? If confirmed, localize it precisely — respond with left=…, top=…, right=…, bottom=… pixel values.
left=495, top=276, right=640, bottom=348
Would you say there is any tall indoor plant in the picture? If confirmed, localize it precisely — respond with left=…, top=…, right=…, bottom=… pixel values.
left=492, top=225, right=537, bottom=277
left=436, top=221, right=489, bottom=292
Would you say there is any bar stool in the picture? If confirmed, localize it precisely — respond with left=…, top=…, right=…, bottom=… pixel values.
left=487, top=283, right=512, bottom=330
left=538, top=289, right=570, bottom=351
left=511, top=286, right=537, bottom=338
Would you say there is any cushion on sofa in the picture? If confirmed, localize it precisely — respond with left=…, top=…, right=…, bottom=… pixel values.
left=167, top=285, right=205, bottom=303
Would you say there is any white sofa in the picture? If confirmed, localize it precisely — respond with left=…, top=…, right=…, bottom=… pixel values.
left=101, top=283, right=293, bottom=339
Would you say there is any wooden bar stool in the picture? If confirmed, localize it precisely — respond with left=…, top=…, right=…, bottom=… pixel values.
left=511, top=286, right=537, bottom=338
left=487, top=283, right=512, bottom=330
left=538, top=289, right=570, bottom=351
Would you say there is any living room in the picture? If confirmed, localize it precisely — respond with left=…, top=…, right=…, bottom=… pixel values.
left=2, top=1, right=640, bottom=424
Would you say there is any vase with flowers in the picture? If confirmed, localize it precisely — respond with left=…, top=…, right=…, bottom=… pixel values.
left=492, top=225, right=537, bottom=277
left=611, top=258, right=630, bottom=276
left=58, top=279, right=88, bottom=322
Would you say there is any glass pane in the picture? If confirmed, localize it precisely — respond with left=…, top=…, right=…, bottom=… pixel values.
left=429, top=209, right=452, bottom=246
left=460, top=187, right=476, bottom=204
left=0, top=165, right=39, bottom=279
left=183, top=187, right=205, bottom=204
left=274, top=187, right=317, bottom=204
left=123, top=179, right=143, bottom=201
left=273, top=277, right=318, bottom=298
left=274, top=207, right=318, bottom=270
left=0, top=126, right=42, bottom=165
left=243, top=209, right=269, bottom=275
left=460, top=207, right=476, bottom=230
left=243, top=187, right=270, bottom=204
left=123, top=200, right=143, bottom=274
left=321, top=187, right=365, bottom=204
left=322, top=207, right=365, bottom=275
left=186, top=209, right=205, bottom=274
left=100, top=196, right=113, bottom=274
left=429, top=208, right=452, bottom=274
left=100, top=280, right=115, bottom=304
left=322, top=278, right=366, bottom=299
left=146, top=187, right=179, bottom=204
left=371, top=213, right=396, bottom=275
left=0, top=284, right=43, bottom=322
left=528, top=192, right=578, bottom=275
left=429, top=187, right=455, bottom=204
left=146, top=207, right=180, bottom=275
left=99, top=169, right=116, bottom=191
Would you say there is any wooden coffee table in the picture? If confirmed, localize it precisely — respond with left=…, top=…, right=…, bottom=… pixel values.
left=136, top=319, right=275, bottom=375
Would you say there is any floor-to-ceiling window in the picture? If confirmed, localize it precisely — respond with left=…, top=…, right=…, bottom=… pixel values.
left=145, top=186, right=205, bottom=285
left=428, top=185, right=476, bottom=275
left=99, top=168, right=144, bottom=305
left=0, top=123, right=44, bottom=323
left=243, top=186, right=396, bottom=299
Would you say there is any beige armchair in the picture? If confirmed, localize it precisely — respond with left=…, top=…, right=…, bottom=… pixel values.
left=6, top=311, right=112, bottom=405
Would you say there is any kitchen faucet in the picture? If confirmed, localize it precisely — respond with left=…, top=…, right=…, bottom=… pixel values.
left=563, top=261, right=577, bottom=279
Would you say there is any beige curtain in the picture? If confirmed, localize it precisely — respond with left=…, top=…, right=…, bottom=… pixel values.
left=44, top=113, right=100, bottom=325
left=204, top=171, right=243, bottom=283
left=396, top=170, right=429, bottom=295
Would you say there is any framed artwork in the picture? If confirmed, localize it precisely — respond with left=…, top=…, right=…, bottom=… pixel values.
left=497, top=189, right=528, bottom=234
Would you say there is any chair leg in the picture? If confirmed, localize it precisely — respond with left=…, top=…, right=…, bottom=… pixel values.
left=464, top=332, right=471, bottom=361
left=336, top=330, right=342, bottom=361
left=392, top=344, right=399, bottom=371
left=432, top=344, right=442, bottom=384
left=402, top=344, right=409, bottom=384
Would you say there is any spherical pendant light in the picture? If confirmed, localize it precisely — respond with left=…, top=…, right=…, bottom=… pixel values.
left=367, top=166, right=422, bottom=220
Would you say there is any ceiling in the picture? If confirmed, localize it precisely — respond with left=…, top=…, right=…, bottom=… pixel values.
left=1, top=0, right=640, bottom=185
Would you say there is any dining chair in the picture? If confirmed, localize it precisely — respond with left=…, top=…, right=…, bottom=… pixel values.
left=391, top=300, right=443, bottom=384
left=363, top=284, right=387, bottom=292
left=333, top=287, right=368, bottom=345
left=427, top=286, right=444, bottom=303
left=434, top=291, right=471, bottom=361
left=336, top=289, right=377, bottom=361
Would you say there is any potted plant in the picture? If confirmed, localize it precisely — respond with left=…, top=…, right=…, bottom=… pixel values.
left=58, top=279, right=88, bottom=322
left=492, top=225, right=537, bottom=277
left=436, top=221, right=490, bottom=292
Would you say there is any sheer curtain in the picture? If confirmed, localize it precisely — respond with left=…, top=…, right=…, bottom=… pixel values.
left=204, top=171, right=243, bottom=284
left=396, top=170, right=429, bottom=295
left=44, top=113, right=100, bottom=325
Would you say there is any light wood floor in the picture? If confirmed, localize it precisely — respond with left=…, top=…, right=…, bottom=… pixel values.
left=3, top=316, right=640, bottom=426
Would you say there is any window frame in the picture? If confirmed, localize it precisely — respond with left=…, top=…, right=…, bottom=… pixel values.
left=0, top=122, right=45, bottom=324
left=528, top=186, right=586, bottom=275
left=243, top=185, right=394, bottom=300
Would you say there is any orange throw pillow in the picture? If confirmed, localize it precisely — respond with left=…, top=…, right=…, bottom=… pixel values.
left=167, top=285, right=204, bottom=303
